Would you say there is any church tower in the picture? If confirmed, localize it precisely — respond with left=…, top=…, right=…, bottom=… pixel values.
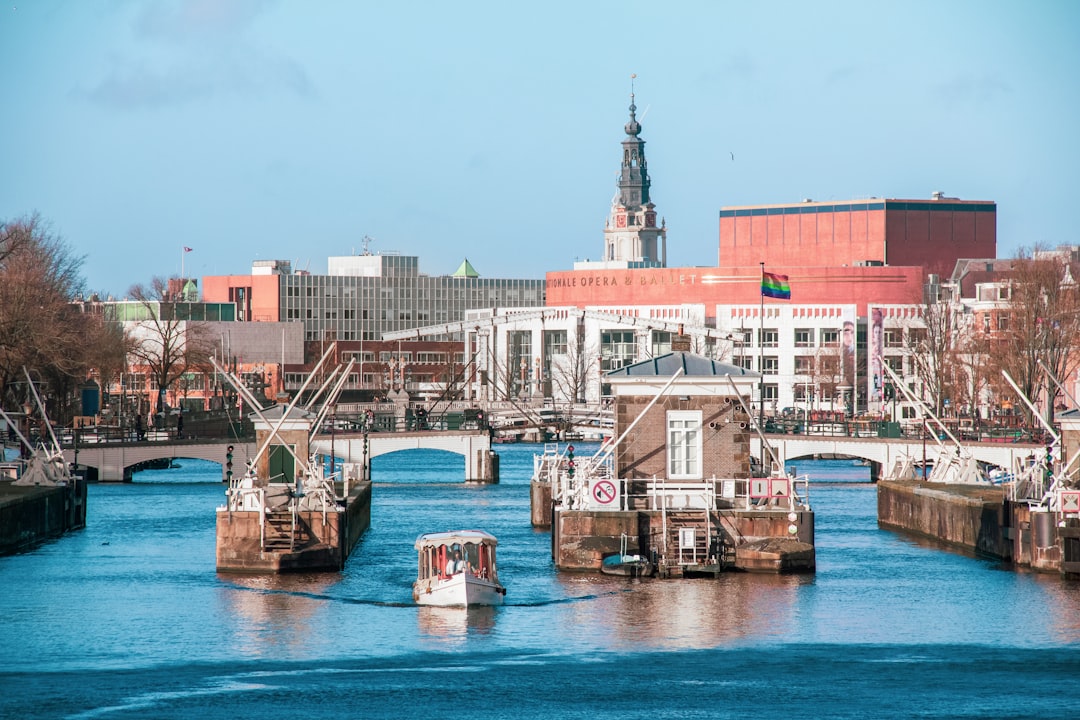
left=603, top=82, right=667, bottom=267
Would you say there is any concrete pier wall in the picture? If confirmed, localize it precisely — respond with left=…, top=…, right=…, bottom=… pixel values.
left=216, top=481, right=371, bottom=573
left=0, top=481, right=87, bottom=556
left=552, top=507, right=815, bottom=573
left=469, top=449, right=499, bottom=484
left=876, top=480, right=1080, bottom=578
left=877, top=480, right=1009, bottom=559
left=552, top=510, right=646, bottom=570
left=342, top=481, right=372, bottom=561
left=530, top=480, right=551, bottom=528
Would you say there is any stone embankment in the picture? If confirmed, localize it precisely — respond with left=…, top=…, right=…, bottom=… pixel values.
left=877, top=479, right=1080, bottom=577
left=0, top=480, right=87, bottom=555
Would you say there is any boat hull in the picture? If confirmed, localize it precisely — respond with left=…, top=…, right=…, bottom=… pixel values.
left=600, top=554, right=655, bottom=577
left=413, top=573, right=505, bottom=606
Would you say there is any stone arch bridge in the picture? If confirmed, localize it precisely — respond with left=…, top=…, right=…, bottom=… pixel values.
left=752, top=435, right=1044, bottom=480
left=63, top=430, right=494, bottom=482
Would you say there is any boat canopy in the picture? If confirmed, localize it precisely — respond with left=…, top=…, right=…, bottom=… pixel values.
left=415, top=529, right=498, bottom=550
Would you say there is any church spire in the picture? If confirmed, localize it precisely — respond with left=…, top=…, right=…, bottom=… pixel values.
left=618, top=75, right=649, bottom=208
left=603, top=74, right=666, bottom=268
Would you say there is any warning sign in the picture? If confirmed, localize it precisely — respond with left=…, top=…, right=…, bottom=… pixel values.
left=1061, top=491, right=1080, bottom=514
left=589, top=478, right=620, bottom=510
left=750, top=479, right=769, bottom=498
left=770, top=478, right=790, bottom=497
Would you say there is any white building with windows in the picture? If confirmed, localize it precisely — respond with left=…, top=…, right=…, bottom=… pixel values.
left=454, top=304, right=723, bottom=404
left=715, top=304, right=858, bottom=416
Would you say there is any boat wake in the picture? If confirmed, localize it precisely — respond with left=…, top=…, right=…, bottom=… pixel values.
left=219, top=581, right=631, bottom=608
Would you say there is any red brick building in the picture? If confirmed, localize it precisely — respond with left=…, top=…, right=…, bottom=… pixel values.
left=718, top=195, right=996, bottom=278
left=544, top=265, right=925, bottom=316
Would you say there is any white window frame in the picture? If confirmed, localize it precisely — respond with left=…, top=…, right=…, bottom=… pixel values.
left=667, top=410, right=703, bottom=480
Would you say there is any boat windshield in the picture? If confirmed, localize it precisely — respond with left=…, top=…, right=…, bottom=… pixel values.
left=417, top=539, right=497, bottom=581
left=462, top=541, right=496, bottom=580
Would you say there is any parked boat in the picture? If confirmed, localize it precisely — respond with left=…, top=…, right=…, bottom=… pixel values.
left=413, top=530, right=506, bottom=606
left=600, top=535, right=655, bottom=577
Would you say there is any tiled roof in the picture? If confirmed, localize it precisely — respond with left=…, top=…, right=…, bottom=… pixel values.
left=606, top=352, right=758, bottom=378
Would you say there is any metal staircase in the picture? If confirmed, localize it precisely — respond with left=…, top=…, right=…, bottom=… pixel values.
left=658, top=510, right=738, bottom=577
left=262, top=510, right=312, bottom=552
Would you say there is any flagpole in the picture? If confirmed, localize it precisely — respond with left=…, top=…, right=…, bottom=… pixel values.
left=181, top=247, right=185, bottom=289
left=759, top=261, right=765, bottom=428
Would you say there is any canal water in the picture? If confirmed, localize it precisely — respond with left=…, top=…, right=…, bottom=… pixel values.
left=3, top=445, right=1080, bottom=719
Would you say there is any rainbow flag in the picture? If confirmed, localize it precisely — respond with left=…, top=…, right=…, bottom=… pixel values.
left=761, top=271, right=790, bottom=299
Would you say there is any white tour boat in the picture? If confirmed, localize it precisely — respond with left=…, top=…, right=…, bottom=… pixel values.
left=413, top=530, right=506, bottom=607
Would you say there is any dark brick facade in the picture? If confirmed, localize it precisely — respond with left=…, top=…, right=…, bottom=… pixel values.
left=614, top=393, right=753, bottom=481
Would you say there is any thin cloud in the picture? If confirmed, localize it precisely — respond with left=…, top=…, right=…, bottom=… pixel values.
left=84, top=51, right=313, bottom=108
left=134, top=0, right=276, bottom=45
left=82, top=0, right=312, bottom=109
left=932, top=73, right=1012, bottom=107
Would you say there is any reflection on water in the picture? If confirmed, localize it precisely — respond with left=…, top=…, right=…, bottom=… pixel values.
left=218, top=573, right=343, bottom=657
left=1028, top=571, right=1080, bottom=643
left=6, top=450, right=1080, bottom=683
left=551, top=572, right=810, bottom=649
left=418, top=605, right=498, bottom=643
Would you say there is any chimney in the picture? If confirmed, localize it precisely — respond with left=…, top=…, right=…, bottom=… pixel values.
left=672, top=324, right=692, bottom=352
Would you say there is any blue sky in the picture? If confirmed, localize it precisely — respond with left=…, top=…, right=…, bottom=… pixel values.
left=2, top=1, right=1078, bottom=295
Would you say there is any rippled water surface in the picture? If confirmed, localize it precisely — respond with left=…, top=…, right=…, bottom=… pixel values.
left=3, top=445, right=1080, bottom=718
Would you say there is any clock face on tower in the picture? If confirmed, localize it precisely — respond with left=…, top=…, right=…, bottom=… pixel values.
left=616, top=214, right=627, bottom=228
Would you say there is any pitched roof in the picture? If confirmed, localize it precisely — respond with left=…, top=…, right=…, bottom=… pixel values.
left=606, top=351, right=758, bottom=378
left=452, top=258, right=479, bottom=278
left=251, top=404, right=316, bottom=421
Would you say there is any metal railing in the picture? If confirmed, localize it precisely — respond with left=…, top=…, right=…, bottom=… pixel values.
left=760, top=417, right=1048, bottom=443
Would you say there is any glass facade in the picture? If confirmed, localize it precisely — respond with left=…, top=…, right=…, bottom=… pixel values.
left=104, top=301, right=236, bottom=322
left=278, top=272, right=545, bottom=342
left=600, top=330, right=636, bottom=372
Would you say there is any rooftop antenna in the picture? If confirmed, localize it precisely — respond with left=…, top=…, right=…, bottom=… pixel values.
left=631, top=74, right=650, bottom=121
left=361, top=235, right=373, bottom=255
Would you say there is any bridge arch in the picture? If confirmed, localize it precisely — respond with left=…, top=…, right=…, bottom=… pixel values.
left=311, top=431, right=495, bottom=483
left=63, top=441, right=254, bottom=482
left=64, top=432, right=496, bottom=483
left=753, top=435, right=1041, bottom=481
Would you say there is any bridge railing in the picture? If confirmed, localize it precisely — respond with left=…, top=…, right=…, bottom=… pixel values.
left=49, top=425, right=252, bottom=447
left=759, top=418, right=1048, bottom=444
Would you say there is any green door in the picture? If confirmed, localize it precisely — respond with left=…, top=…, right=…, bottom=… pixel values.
left=267, top=444, right=296, bottom=484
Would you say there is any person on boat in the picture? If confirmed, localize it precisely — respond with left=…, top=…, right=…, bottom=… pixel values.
left=445, top=549, right=466, bottom=575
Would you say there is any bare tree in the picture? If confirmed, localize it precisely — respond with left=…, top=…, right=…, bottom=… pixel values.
left=952, top=330, right=993, bottom=424
left=127, top=276, right=214, bottom=416
left=992, top=250, right=1080, bottom=424
left=904, top=296, right=959, bottom=418
left=427, top=351, right=479, bottom=410
left=0, top=214, right=120, bottom=422
left=812, top=347, right=842, bottom=413
left=549, top=338, right=597, bottom=403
